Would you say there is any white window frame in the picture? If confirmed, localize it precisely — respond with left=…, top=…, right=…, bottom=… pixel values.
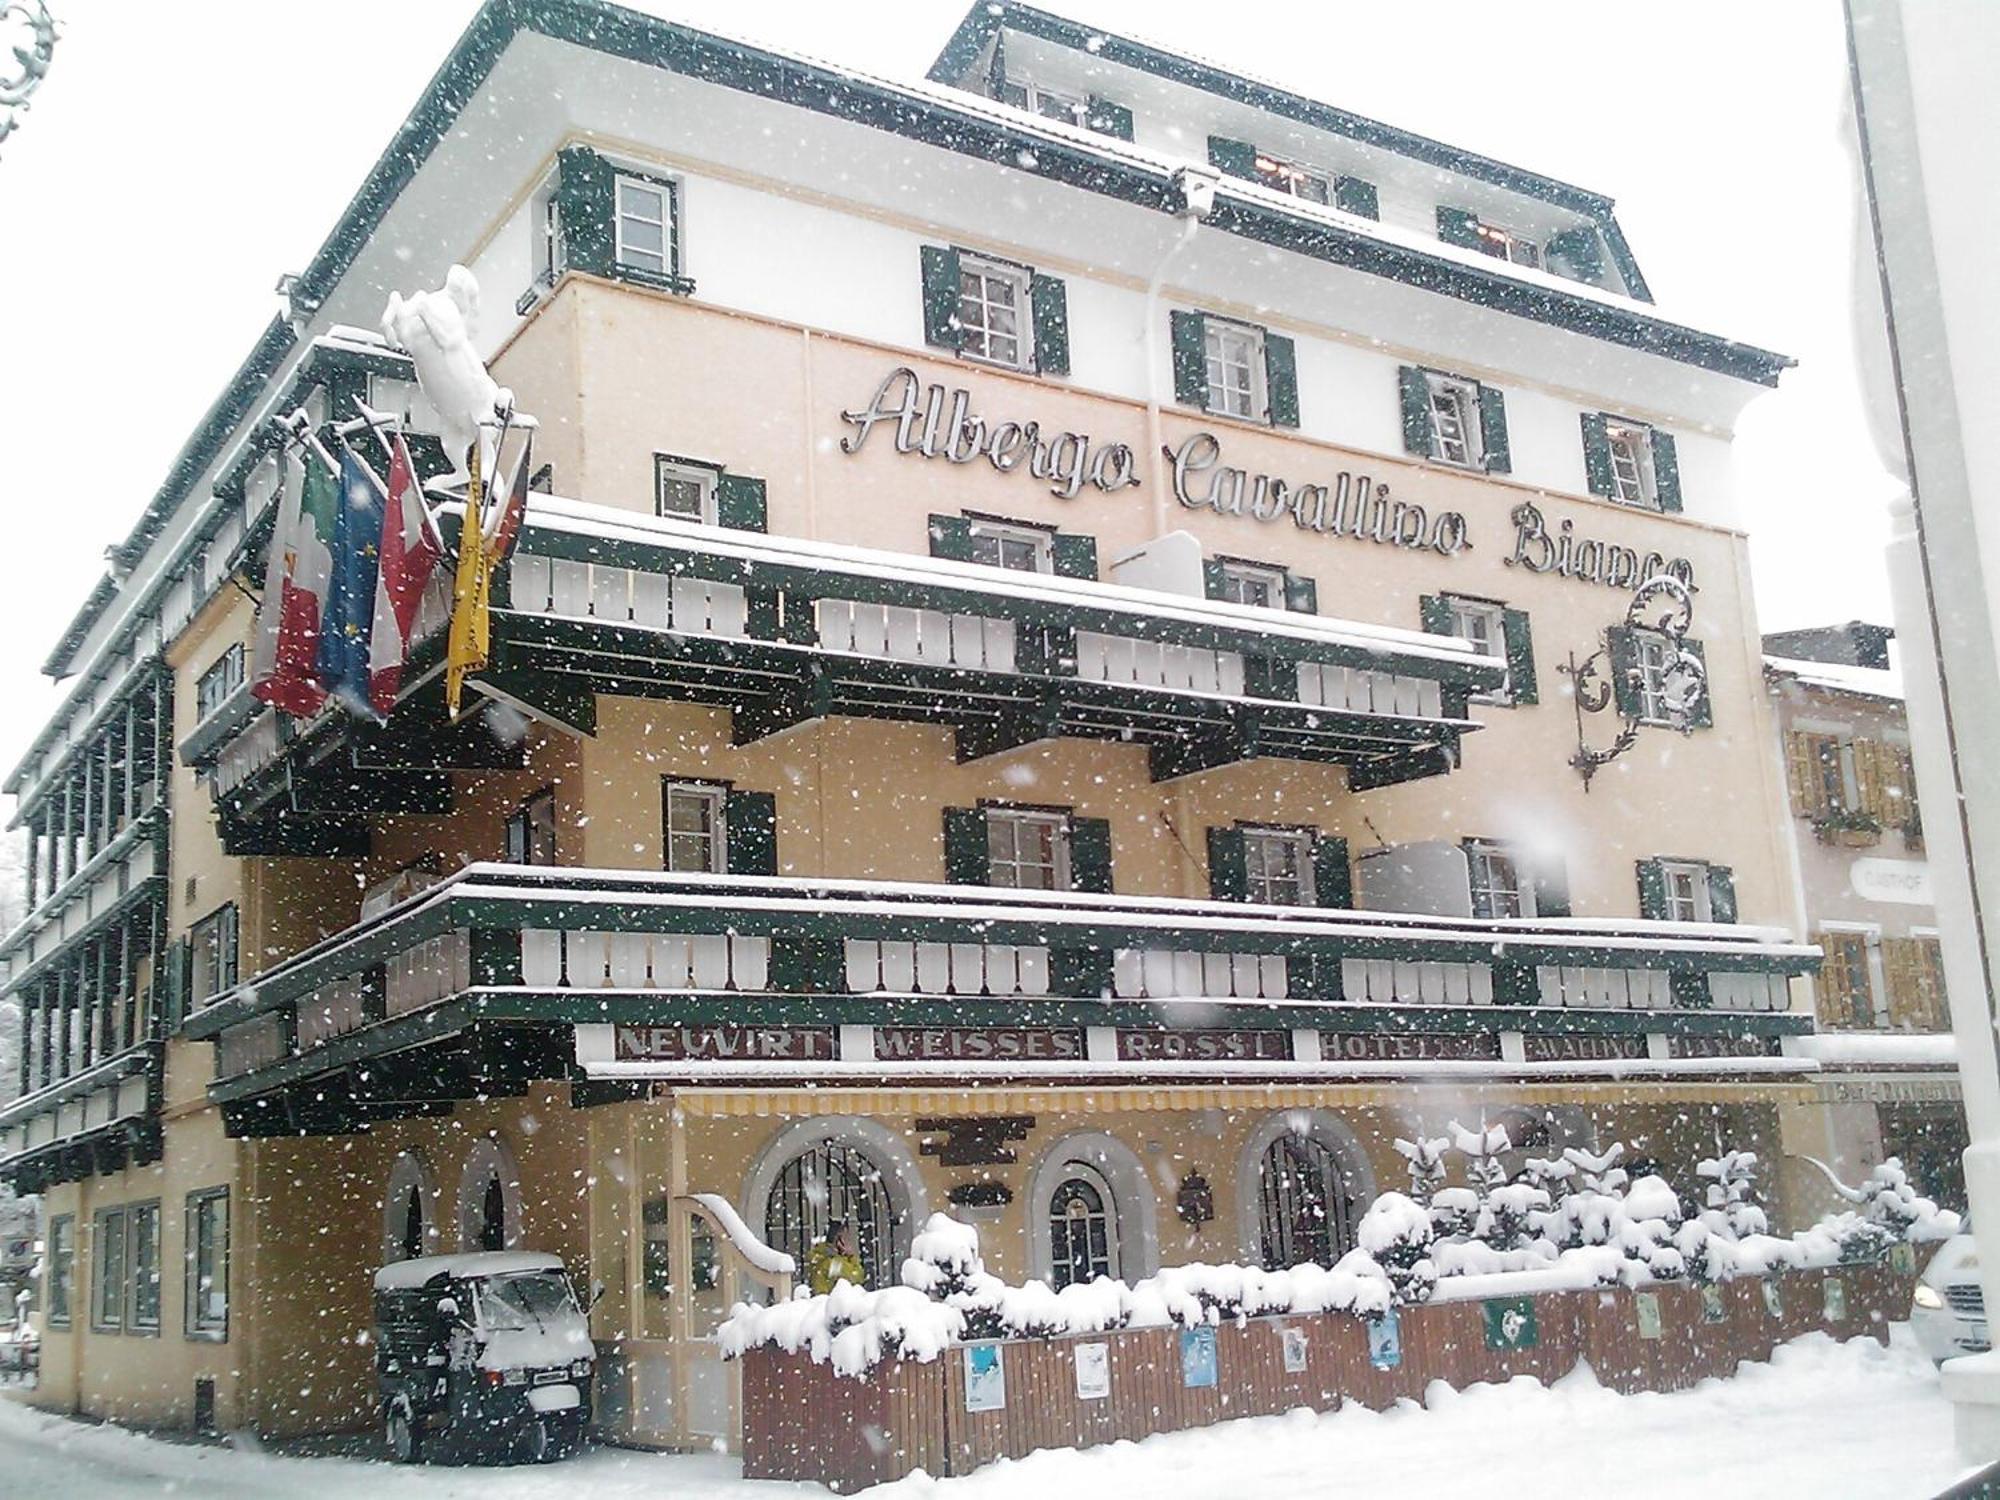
left=1605, top=419, right=1658, bottom=508
left=955, top=253, right=1033, bottom=372
left=1242, top=826, right=1317, bottom=908
left=1658, top=860, right=1712, bottom=923
left=1466, top=841, right=1532, bottom=920
left=127, top=1200, right=162, bottom=1336
left=654, top=455, right=719, bottom=525
left=1217, top=560, right=1287, bottom=609
left=967, top=518, right=1054, bottom=574
left=1471, top=218, right=1542, bottom=268
left=1203, top=319, right=1266, bottom=421
left=532, top=174, right=565, bottom=286
left=92, top=1206, right=126, bottom=1334
left=986, top=808, right=1071, bottom=892
left=1254, top=152, right=1333, bottom=204
left=664, top=780, right=728, bottom=874
left=189, top=903, right=239, bottom=1006
left=1444, top=596, right=1511, bottom=702
left=1424, top=372, right=1484, bottom=468
left=613, top=173, right=674, bottom=277
left=1633, top=629, right=1702, bottom=727
left=1018, top=78, right=1090, bottom=127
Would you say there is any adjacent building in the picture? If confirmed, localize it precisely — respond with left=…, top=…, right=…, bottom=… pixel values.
left=0, top=0, right=1826, bottom=1447
left=1766, top=620, right=1967, bottom=1209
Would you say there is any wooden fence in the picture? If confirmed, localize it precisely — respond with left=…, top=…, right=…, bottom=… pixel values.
left=740, top=1261, right=1915, bottom=1492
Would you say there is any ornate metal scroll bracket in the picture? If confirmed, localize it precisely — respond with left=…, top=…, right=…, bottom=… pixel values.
left=1559, top=573, right=1706, bottom=791
left=0, top=3, right=57, bottom=157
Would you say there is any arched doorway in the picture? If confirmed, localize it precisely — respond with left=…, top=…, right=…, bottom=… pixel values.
left=1047, top=1163, right=1118, bottom=1288
left=456, top=1136, right=523, bottom=1253
left=1238, top=1113, right=1372, bottom=1271
left=381, top=1152, right=438, bottom=1264
left=762, top=1139, right=897, bottom=1289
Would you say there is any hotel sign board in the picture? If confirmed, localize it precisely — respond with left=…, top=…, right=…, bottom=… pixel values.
left=611, top=1025, right=836, bottom=1062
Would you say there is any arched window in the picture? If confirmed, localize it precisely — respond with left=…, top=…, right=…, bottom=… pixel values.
left=381, top=1152, right=438, bottom=1264
left=1048, top=1164, right=1118, bottom=1288
left=401, top=1183, right=426, bottom=1261
left=479, top=1175, right=507, bottom=1251
left=1256, top=1132, right=1356, bottom=1271
left=763, top=1139, right=897, bottom=1289
left=456, top=1136, right=523, bottom=1253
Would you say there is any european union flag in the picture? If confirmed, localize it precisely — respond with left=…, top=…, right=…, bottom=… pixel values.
left=314, top=444, right=387, bottom=720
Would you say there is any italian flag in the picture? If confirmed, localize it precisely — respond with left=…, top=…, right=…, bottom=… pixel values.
left=250, top=447, right=336, bottom=717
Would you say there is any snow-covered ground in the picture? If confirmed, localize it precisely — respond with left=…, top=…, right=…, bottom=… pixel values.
left=0, top=1330, right=1973, bottom=1499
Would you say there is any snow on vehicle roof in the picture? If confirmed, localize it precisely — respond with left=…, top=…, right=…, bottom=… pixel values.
left=372, top=1251, right=567, bottom=1291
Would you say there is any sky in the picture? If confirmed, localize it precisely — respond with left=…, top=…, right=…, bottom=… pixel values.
left=0, top=0, right=1896, bottom=777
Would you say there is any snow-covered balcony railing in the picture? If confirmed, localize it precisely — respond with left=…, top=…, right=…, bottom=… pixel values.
left=179, top=865, right=1821, bottom=1118
left=0, top=1039, right=164, bottom=1192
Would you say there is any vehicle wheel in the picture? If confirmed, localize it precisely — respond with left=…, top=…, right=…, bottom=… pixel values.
left=385, top=1402, right=423, bottom=1464
left=517, top=1417, right=552, bottom=1465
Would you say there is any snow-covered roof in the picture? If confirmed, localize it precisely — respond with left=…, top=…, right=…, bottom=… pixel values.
left=372, top=1250, right=567, bottom=1291
left=1765, top=655, right=1904, bottom=702
left=1786, top=1032, right=1958, bottom=1069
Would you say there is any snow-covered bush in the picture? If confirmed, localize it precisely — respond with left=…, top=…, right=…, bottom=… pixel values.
left=1354, top=1191, right=1438, bottom=1305
left=1697, top=1150, right=1770, bottom=1240
left=1393, top=1134, right=1448, bottom=1207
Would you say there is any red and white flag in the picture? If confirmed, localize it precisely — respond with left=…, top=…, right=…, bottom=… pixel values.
left=367, top=433, right=445, bottom=714
left=250, top=442, right=336, bottom=718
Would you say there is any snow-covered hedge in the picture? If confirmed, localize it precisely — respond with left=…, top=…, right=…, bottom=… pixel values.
left=720, top=1142, right=1956, bottom=1376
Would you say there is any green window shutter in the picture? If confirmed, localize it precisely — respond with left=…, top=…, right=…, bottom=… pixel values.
left=1437, top=206, right=1482, bottom=249
left=1085, top=96, right=1133, bottom=140
left=1333, top=177, right=1379, bottom=220
left=1651, top=429, right=1684, bottom=513
left=1171, top=310, right=1208, bottom=408
left=1202, top=558, right=1228, bottom=600
left=1282, top=572, right=1318, bottom=614
left=165, top=939, right=190, bottom=1030
left=1581, top=412, right=1616, bottom=497
left=1636, top=859, right=1668, bottom=920
left=1707, top=864, right=1738, bottom=924
left=1068, top=816, right=1115, bottom=895
left=1312, top=835, right=1353, bottom=910
left=1608, top=628, right=1643, bottom=718
left=1399, top=366, right=1436, bottom=457
left=1263, top=332, right=1299, bottom=428
left=927, top=513, right=974, bottom=561
left=1683, top=639, right=1712, bottom=727
left=555, top=146, right=615, bottom=277
left=1545, top=226, right=1605, bottom=284
left=1501, top=608, right=1538, bottom=706
left=716, top=474, right=767, bottom=532
left=1477, top=385, right=1511, bottom=474
left=1030, top=273, right=1070, bottom=376
left=1420, top=594, right=1453, bottom=635
left=1205, top=827, right=1248, bottom=902
left=920, top=245, right=963, bottom=350
left=1531, top=854, right=1571, bottom=918
left=1207, top=136, right=1258, bottom=180
left=724, top=790, right=778, bottom=876
left=1050, top=532, right=1098, bottom=580
left=943, top=808, right=989, bottom=884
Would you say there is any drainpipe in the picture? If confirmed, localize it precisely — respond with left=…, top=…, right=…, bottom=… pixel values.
left=1142, top=167, right=1218, bottom=535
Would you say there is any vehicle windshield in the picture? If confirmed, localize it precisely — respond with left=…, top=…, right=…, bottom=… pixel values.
left=474, top=1272, right=580, bottom=1333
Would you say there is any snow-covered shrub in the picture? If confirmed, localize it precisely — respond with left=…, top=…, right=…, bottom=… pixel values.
left=1478, top=1182, right=1552, bottom=1253
left=1355, top=1191, right=1438, bottom=1305
left=1697, top=1150, right=1770, bottom=1240
left=1429, top=1185, right=1480, bottom=1242
left=1393, top=1134, right=1449, bottom=1207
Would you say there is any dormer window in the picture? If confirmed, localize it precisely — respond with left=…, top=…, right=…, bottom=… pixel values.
left=1473, top=220, right=1540, bottom=268
left=995, top=77, right=1132, bottom=139
left=1254, top=153, right=1331, bottom=205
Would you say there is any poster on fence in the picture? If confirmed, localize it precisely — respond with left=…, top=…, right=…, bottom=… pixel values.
left=1762, top=1280, right=1783, bottom=1319
left=1281, top=1326, right=1309, bottom=1374
left=1482, top=1296, right=1538, bottom=1351
left=964, top=1343, right=1007, bottom=1412
left=1890, top=1242, right=1917, bottom=1275
left=1635, top=1291, right=1664, bottom=1340
left=1823, top=1277, right=1847, bottom=1320
left=1074, top=1341, right=1111, bottom=1400
left=1367, top=1308, right=1401, bottom=1369
left=1700, top=1283, right=1727, bottom=1324
left=1180, top=1325, right=1218, bottom=1388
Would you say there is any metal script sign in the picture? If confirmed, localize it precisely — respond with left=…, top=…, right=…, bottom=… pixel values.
left=1521, top=1033, right=1649, bottom=1063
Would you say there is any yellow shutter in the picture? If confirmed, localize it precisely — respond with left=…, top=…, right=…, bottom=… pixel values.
left=1913, top=937, right=1949, bottom=1030
left=1853, top=739, right=1886, bottom=821
left=1816, top=930, right=1864, bottom=1027
left=1882, top=936, right=1939, bottom=1029
left=1785, top=731, right=1820, bottom=816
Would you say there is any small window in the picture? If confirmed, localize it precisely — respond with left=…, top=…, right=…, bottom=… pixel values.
left=1443, top=597, right=1510, bottom=700
left=1634, top=630, right=1690, bottom=726
left=1606, top=420, right=1657, bottom=508
left=1659, top=861, right=1712, bottom=923
left=128, top=1201, right=161, bottom=1334
left=1216, top=560, right=1287, bottom=609
left=195, top=644, right=245, bottom=722
left=663, top=781, right=727, bottom=874
left=614, top=174, right=674, bottom=276
left=46, top=1214, right=73, bottom=1328
left=956, top=254, right=1032, bottom=371
left=1471, top=219, right=1542, bottom=268
left=1818, top=929, right=1879, bottom=1028
left=1425, top=373, right=1483, bottom=467
left=1242, top=827, right=1316, bottom=907
left=93, top=1207, right=127, bottom=1332
left=1254, top=152, right=1332, bottom=204
left=1204, top=320, right=1265, bottom=421
left=967, top=518, right=1053, bottom=574
left=986, top=809, right=1071, bottom=891
left=1799, top=730, right=1857, bottom=814
left=186, top=1188, right=229, bottom=1340
left=1020, top=79, right=1089, bottom=126
left=654, top=455, right=719, bottom=524
left=189, top=904, right=239, bottom=1005
left=533, top=182, right=565, bottom=286
left=1467, top=841, right=1531, bottom=920
left=504, top=789, right=557, bottom=866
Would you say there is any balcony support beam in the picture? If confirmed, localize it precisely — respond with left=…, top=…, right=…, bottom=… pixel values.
left=954, top=699, right=1061, bottom=762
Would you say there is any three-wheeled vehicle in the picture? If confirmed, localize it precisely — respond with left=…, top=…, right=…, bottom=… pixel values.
left=372, top=1251, right=595, bottom=1463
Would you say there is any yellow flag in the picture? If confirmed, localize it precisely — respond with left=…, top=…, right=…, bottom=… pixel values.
left=443, top=442, right=491, bottom=718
